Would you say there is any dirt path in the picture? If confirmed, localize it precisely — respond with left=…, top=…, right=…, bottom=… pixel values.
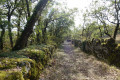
left=39, top=41, right=120, bottom=80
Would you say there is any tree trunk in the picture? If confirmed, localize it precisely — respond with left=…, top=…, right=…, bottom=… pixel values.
left=17, top=10, right=22, bottom=39
left=98, top=26, right=102, bottom=38
left=25, top=0, right=30, bottom=17
left=12, top=0, right=48, bottom=51
left=36, top=33, right=40, bottom=44
left=103, top=23, right=111, bottom=38
left=0, top=25, right=5, bottom=50
left=42, top=20, right=48, bottom=44
left=113, top=23, right=119, bottom=39
left=17, top=25, right=20, bottom=39
left=113, top=0, right=119, bottom=40
left=17, top=18, right=20, bottom=38
left=42, top=28, right=47, bottom=44
left=36, top=18, right=41, bottom=44
left=7, top=0, right=17, bottom=48
left=8, top=16, right=13, bottom=48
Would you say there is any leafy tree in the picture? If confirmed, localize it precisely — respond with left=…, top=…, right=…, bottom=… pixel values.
left=13, top=0, right=49, bottom=50
left=90, top=0, right=120, bottom=40
left=3, top=0, right=20, bottom=48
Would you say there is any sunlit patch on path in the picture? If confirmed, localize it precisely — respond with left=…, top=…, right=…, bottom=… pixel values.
left=39, top=41, right=120, bottom=80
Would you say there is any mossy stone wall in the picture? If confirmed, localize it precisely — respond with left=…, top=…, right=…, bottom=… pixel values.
left=0, top=43, right=57, bottom=80
left=73, top=38, right=120, bottom=67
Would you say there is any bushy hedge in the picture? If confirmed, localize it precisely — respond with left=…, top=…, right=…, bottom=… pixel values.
left=73, top=38, right=120, bottom=67
left=0, top=43, right=57, bottom=80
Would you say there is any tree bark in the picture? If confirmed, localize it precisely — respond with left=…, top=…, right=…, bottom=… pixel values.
left=0, top=25, right=5, bottom=50
left=17, top=9, right=22, bottom=39
left=113, top=23, right=119, bottom=39
left=8, top=16, right=13, bottom=48
left=113, top=0, right=119, bottom=40
left=25, top=0, right=31, bottom=17
left=98, top=26, right=103, bottom=38
left=17, top=23, right=20, bottom=38
left=42, top=19, right=48, bottom=43
left=36, top=19, right=41, bottom=44
left=36, top=33, right=40, bottom=44
left=12, top=0, right=49, bottom=51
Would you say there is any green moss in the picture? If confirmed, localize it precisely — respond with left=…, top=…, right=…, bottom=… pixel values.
left=0, top=71, right=24, bottom=80
left=0, top=58, right=35, bottom=70
left=0, top=51, right=26, bottom=58
left=116, top=44, right=120, bottom=49
left=5, top=71, right=24, bottom=80
left=0, top=71, right=6, bottom=80
left=101, top=43, right=107, bottom=45
left=0, top=43, right=57, bottom=80
left=118, top=44, right=120, bottom=46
